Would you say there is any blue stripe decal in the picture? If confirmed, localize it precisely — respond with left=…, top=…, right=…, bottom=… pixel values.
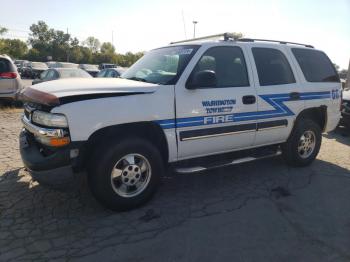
left=156, top=91, right=330, bottom=129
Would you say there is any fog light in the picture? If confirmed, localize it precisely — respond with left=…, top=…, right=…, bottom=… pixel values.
left=70, top=149, right=79, bottom=158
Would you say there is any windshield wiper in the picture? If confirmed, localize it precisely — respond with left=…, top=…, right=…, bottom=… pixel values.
left=125, top=76, right=148, bottom=83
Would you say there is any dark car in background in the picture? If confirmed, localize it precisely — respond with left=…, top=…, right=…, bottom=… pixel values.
left=14, top=60, right=28, bottom=72
left=21, top=62, right=48, bottom=79
left=32, top=68, right=92, bottom=85
left=79, top=64, right=100, bottom=77
left=97, top=67, right=126, bottom=78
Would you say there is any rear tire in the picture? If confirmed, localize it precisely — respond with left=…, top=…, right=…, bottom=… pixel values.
left=282, top=118, right=322, bottom=167
left=88, top=137, right=163, bottom=211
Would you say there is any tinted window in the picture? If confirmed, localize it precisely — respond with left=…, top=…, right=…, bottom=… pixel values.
left=292, top=48, right=339, bottom=82
left=40, top=70, right=49, bottom=79
left=191, top=46, right=249, bottom=87
left=252, top=48, right=295, bottom=86
left=107, top=70, right=118, bottom=77
left=0, top=59, right=10, bottom=73
left=97, top=69, right=107, bottom=77
left=46, top=70, right=56, bottom=79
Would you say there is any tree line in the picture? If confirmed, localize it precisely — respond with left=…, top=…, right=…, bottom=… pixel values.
left=0, top=21, right=144, bottom=67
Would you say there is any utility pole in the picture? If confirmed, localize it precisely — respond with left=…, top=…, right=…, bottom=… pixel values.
left=112, top=30, right=114, bottom=46
left=66, top=27, right=70, bottom=62
left=182, top=10, right=187, bottom=39
left=193, top=21, right=198, bottom=38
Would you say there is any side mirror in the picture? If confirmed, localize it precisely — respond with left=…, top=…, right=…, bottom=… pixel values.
left=186, top=70, right=217, bottom=89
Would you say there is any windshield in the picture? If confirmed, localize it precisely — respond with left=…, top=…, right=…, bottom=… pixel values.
left=122, top=45, right=199, bottom=85
left=31, top=62, right=48, bottom=69
left=59, top=69, right=92, bottom=78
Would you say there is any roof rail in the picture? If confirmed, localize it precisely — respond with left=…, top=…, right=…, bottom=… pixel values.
left=170, top=32, right=235, bottom=44
left=238, top=38, right=314, bottom=48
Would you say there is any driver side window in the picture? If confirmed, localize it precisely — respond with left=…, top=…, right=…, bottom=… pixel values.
left=191, top=46, right=250, bottom=88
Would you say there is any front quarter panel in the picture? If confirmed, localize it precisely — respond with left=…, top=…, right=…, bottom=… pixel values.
left=51, top=85, right=178, bottom=161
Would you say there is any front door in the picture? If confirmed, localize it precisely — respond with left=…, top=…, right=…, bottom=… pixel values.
left=175, top=45, right=258, bottom=160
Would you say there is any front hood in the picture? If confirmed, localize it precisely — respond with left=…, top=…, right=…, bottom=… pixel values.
left=343, top=89, right=350, bottom=101
left=20, top=78, right=159, bottom=106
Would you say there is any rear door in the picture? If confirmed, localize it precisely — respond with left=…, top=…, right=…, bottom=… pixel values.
left=0, top=58, right=15, bottom=95
left=175, top=45, right=258, bottom=160
left=248, top=45, right=305, bottom=146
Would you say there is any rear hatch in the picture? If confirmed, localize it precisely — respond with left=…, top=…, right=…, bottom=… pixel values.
left=0, top=58, right=16, bottom=94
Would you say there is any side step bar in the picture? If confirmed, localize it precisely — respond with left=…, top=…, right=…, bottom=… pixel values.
left=174, top=147, right=282, bottom=174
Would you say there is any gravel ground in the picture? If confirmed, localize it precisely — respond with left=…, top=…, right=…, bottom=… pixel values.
left=0, top=109, right=350, bottom=261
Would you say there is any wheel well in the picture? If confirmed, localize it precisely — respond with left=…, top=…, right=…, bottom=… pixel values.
left=83, top=122, right=169, bottom=166
left=296, top=106, right=327, bottom=131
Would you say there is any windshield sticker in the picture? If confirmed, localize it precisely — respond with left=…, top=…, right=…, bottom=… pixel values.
left=202, top=99, right=235, bottom=114
left=175, top=49, right=193, bottom=55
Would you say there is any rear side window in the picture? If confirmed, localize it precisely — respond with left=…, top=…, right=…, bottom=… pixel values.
left=0, top=59, right=10, bottom=73
left=291, top=48, right=339, bottom=82
left=252, top=48, right=295, bottom=86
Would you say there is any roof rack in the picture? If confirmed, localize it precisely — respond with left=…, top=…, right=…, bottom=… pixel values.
left=238, top=38, right=314, bottom=48
left=170, top=33, right=314, bottom=48
left=170, top=32, right=235, bottom=44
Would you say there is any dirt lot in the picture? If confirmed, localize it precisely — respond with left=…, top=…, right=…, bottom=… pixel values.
left=0, top=109, right=350, bottom=261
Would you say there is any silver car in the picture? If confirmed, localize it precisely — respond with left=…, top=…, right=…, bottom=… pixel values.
left=0, top=55, right=23, bottom=100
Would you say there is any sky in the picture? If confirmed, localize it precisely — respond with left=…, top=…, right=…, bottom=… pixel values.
left=1, top=0, right=349, bottom=69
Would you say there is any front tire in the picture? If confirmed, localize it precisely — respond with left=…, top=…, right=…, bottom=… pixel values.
left=88, top=137, right=163, bottom=211
left=282, top=118, right=322, bottom=167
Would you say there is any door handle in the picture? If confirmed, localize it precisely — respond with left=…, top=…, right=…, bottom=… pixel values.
left=242, top=95, right=256, bottom=104
left=289, top=92, right=300, bottom=100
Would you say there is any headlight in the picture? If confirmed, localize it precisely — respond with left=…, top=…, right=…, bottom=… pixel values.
left=32, top=111, right=68, bottom=128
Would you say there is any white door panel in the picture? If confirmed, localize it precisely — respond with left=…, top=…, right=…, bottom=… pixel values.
left=247, top=45, right=305, bottom=145
left=175, top=45, right=257, bottom=159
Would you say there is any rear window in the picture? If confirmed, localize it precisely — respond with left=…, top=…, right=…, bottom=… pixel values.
left=291, top=48, right=339, bottom=82
left=0, top=59, right=10, bottom=73
left=252, top=48, right=295, bottom=86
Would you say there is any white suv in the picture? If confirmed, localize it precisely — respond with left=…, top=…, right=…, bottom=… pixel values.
left=0, top=55, right=23, bottom=101
left=19, top=33, right=342, bottom=211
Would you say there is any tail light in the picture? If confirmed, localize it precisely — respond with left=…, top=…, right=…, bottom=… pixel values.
left=0, top=72, right=17, bottom=79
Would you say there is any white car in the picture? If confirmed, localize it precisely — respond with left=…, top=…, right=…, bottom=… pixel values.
left=19, top=33, right=342, bottom=211
left=0, top=54, right=23, bottom=101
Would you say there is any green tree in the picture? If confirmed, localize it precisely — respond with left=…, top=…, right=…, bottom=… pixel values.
left=117, top=51, right=144, bottom=67
left=26, top=48, right=41, bottom=61
left=0, top=39, right=28, bottom=58
left=84, top=36, right=100, bottom=53
left=0, top=26, right=7, bottom=36
left=101, top=42, right=115, bottom=54
left=28, top=21, right=74, bottom=61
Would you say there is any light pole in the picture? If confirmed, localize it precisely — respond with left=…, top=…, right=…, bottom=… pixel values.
left=193, top=21, right=198, bottom=38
